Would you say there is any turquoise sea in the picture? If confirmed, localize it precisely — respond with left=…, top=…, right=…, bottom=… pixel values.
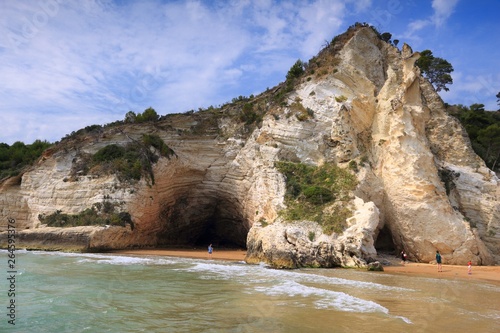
left=1, top=250, right=499, bottom=332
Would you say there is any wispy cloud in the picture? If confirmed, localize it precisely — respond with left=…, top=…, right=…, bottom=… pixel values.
left=403, top=0, right=459, bottom=41
left=440, top=71, right=500, bottom=110
left=346, top=0, right=372, bottom=13
left=431, top=0, right=460, bottom=26
left=407, top=19, right=431, bottom=36
left=0, top=0, right=498, bottom=144
left=0, top=0, right=356, bottom=144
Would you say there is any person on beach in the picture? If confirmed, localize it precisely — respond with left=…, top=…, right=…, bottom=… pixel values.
left=436, top=250, right=442, bottom=272
left=208, top=244, right=213, bottom=258
left=468, top=260, right=472, bottom=275
left=401, top=250, right=407, bottom=265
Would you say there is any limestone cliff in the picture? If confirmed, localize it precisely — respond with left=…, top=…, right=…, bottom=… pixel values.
left=1, top=25, right=498, bottom=267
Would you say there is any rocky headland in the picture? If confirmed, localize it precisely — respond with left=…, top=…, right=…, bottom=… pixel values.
left=1, top=25, right=498, bottom=268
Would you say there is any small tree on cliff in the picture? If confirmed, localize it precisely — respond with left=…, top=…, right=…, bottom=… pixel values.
left=286, top=59, right=305, bottom=81
left=416, top=50, right=454, bottom=92
left=381, top=32, right=392, bottom=43
left=496, top=91, right=500, bottom=110
left=141, top=107, right=159, bottom=122
left=124, top=111, right=137, bottom=123
left=135, top=107, right=159, bottom=123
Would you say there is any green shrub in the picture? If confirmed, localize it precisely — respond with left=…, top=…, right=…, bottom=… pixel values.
left=276, top=161, right=357, bottom=234
left=335, top=95, right=348, bottom=103
left=38, top=202, right=134, bottom=229
left=348, top=160, right=358, bottom=172
left=273, top=60, right=306, bottom=105
left=303, top=186, right=333, bottom=205
left=240, top=103, right=259, bottom=124
left=93, top=144, right=125, bottom=162
left=286, top=60, right=305, bottom=81
left=360, top=155, right=369, bottom=166
left=306, top=108, right=314, bottom=118
left=135, top=107, right=159, bottom=123
left=438, top=168, right=459, bottom=195
left=447, top=103, right=500, bottom=172
left=142, top=134, right=175, bottom=158
left=80, top=135, right=175, bottom=184
left=291, top=101, right=314, bottom=121
left=0, top=139, right=52, bottom=179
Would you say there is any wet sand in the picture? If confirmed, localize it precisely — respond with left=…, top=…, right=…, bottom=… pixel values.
left=383, top=262, right=500, bottom=284
left=111, top=248, right=499, bottom=284
left=112, top=248, right=247, bottom=261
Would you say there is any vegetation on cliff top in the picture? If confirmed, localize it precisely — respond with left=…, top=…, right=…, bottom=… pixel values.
left=71, top=133, right=175, bottom=185
left=275, top=161, right=357, bottom=234
left=62, top=107, right=162, bottom=141
left=447, top=103, right=500, bottom=171
left=0, top=140, right=52, bottom=180
left=415, top=49, right=454, bottom=92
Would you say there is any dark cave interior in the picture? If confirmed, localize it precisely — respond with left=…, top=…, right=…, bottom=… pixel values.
left=156, top=195, right=249, bottom=249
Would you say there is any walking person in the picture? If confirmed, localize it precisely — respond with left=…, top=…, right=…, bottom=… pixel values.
left=401, top=250, right=407, bottom=265
left=208, top=244, right=213, bottom=259
left=467, top=260, right=472, bottom=275
left=436, top=250, right=442, bottom=272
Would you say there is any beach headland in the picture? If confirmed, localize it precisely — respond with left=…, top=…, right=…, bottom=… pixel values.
left=111, top=248, right=499, bottom=284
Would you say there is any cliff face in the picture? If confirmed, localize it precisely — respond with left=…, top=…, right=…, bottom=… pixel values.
left=1, top=26, right=498, bottom=267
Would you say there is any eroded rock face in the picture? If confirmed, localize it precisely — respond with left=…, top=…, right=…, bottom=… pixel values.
left=245, top=27, right=498, bottom=266
left=0, top=118, right=286, bottom=252
left=245, top=197, right=380, bottom=268
left=0, top=26, right=498, bottom=266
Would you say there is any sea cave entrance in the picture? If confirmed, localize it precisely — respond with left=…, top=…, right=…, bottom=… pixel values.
left=374, top=224, right=396, bottom=254
left=155, top=194, right=249, bottom=249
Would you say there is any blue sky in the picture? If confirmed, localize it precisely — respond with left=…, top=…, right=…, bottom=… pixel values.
left=0, top=0, right=499, bottom=144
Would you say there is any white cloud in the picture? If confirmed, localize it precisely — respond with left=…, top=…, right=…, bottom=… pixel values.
left=439, top=71, right=500, bottom=110
left=431, top=0, right=460, bottom=26
left=402, top=0, right=459, bottom=47
left=0, top=0, right=498, bottom=143
left=407, top=19, right=431, bottom=34
left=296, top=0, right=345, bottom=57
left=346, top=0, right=372, bottom=13
left=5, top=0, right=485, bottom=145
left=1, top=0, right=357, bottom=144
left=0, top=0, right=253, bottom=142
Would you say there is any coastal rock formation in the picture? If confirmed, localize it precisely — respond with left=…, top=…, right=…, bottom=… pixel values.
left=1, top=25, right=498, bottom=267
left=246, top=197, right=379, bottom=268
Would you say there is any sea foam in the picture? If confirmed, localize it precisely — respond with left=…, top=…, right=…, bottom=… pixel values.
left=254, top=280, right=388, bottom=314
left=185, top=261, right=410, bottom=292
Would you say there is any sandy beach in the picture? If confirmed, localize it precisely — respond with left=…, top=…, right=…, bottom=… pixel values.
left=111, top=248, right=499, bottom=284
left=113, top=248, right=248, bottom=262
left=382, top=261, right=500, bottom=284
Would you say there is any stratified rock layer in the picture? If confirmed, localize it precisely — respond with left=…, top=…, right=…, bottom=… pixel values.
left=1, top=26, right=498, bottom=267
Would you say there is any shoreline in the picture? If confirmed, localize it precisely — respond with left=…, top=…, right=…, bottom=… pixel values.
left=110, top=248, right=500, bottom=284
left=111, top=248, right=247, bottom=262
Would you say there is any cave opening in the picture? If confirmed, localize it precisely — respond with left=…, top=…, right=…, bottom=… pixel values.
left=375, top=224, right=396, bottom=254
left=156, top=195, right=249, bottom=250
left=193, top=217, right=248, bottom=248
